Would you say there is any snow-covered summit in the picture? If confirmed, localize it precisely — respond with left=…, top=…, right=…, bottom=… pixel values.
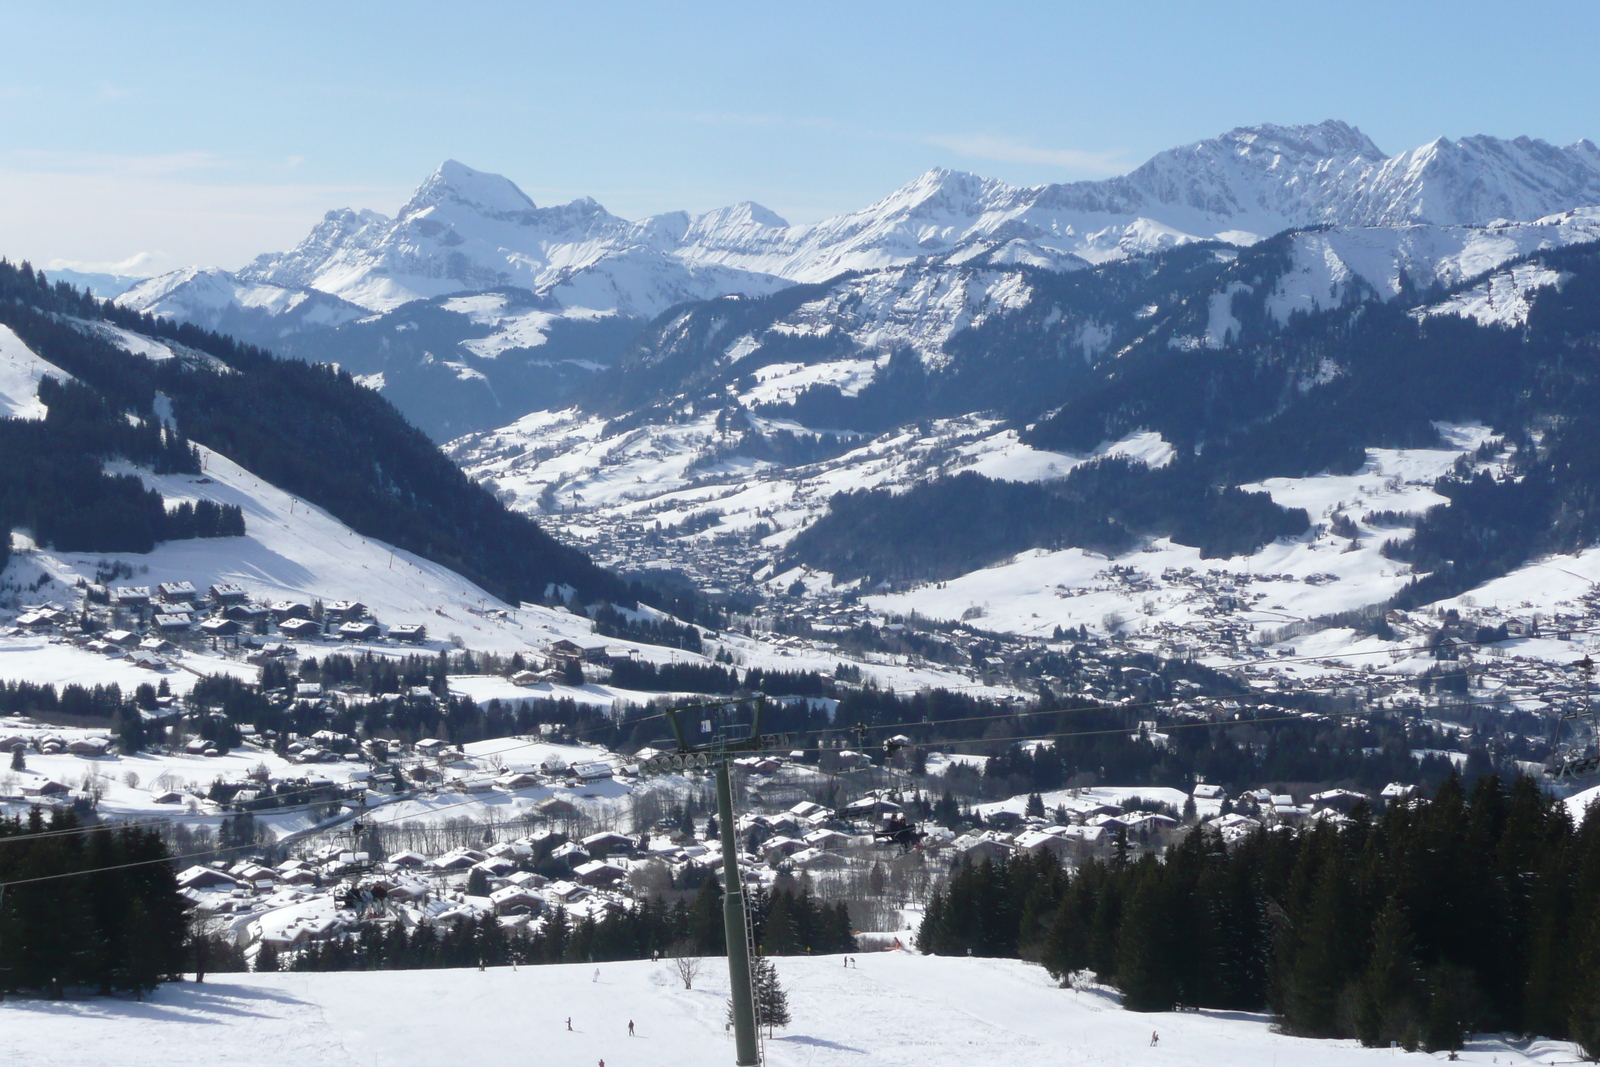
left=401, top=159, right=537, bottom=217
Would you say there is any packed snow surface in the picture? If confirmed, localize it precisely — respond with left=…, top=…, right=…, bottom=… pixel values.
left=0, top=954, right=1577, bottom=1067
left=0, top=323, right=69, bottom=419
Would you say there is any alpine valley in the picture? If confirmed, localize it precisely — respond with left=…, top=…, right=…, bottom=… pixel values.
left=16, top=118, right=1600, bottom=1058
left=107, top=120, right=1600, bottom=662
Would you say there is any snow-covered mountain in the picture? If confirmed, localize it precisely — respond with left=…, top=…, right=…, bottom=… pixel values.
left=118, top=266, right=368, bottom=338
left=121, top=122, right=1600, bottom=326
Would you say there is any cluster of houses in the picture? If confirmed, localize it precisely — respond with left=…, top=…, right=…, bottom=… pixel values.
left=5, top=584, right=431, bottom=675
left=102, top=583, right=426, bottom=646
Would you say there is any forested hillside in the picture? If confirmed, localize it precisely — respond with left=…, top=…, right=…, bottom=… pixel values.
left=919, top=774, right=1600, bottom=1056
left=0, top=261, right=625, bottom=606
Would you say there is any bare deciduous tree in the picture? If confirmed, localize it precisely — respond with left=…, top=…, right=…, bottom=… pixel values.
left=670, top=939, right=702, bottom=990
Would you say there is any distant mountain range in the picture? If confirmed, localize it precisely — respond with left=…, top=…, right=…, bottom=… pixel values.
left=89, top=122, right=1600, bottom=441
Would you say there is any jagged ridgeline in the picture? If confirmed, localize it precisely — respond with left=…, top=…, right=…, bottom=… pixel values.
left=0, top=261, right=624, bottom=604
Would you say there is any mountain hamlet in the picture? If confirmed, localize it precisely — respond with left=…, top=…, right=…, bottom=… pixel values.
left=12, top=119, right=1600, bottom=1059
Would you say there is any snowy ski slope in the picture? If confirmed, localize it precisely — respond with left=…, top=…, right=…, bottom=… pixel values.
left=0, top=954, right=1577, bottom=1067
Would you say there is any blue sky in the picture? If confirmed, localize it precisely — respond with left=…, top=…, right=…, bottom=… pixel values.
left=4, top=0, right=1599, bottom=274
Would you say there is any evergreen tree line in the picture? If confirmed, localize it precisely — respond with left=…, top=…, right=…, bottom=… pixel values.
left=608, top=658, right=738, bottom=693
left=159, top=499, right=245, bottom=539
left=0, top=808, right=189, bottom=996
left=918, top=774, right=1600, bottom=1055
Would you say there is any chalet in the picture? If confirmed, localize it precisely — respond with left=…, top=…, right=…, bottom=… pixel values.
left=842, top=796, right=902, bottom=820
left=802, top=828, right=852, bottom=851
left=789, top=801, right=830, bottom=823
left=414, top=738, right=448, bottom=758
left=152, top=790, right=186, bottom=805
left=295, top=682, right=324, bottom=699
left=581, top=831, right=635, bottom=858
left=550, top=840, right=591, bottom=868
left=23, top=779, right=70, bottom=797
left=1015, top=827, right=1075, bottom=860
left=278, top=617, right=320, bottom=638
left=176, top=865, right=237, bottom=891
left=473, top=856, right=517, bottom=877
left=573, top=761, right=614, bottom=781
left=572, top=859, right=627, bottom=886
left=125, top=650, right=165, bottom=669
left=153, top=613, right=193, bottom=633
left=102, top=629, right=139, bottom=647
left=790, top=847, right=847, bottom=870
left=337, top=620, right=381, bottom=640
left=1309, top=788, right=1368, bottom=813
left=510, top=669, right=543, bottom=687
left=489, top=842, right=535, bottom=864
left=489, top=885, right=544, bottom=916
left=270, top=601, right=312, bottom=621
left=1191, top=783, right=1226, bottom=801
left=389, top=623, right=427, bottom=643
left=224, top=603, right=270, bottom=624
left=200, top=618, right=240, bottom=637
left=15, top=610, right=57, bottom=631
left=113, top=586, right=152, bottom=607
left=67, top=737, right=110, bottom=758
left=157, top=581, right=198, bottom=603
left=496, top=771, right=542, bottom=790
left=427, top=848, right=485, bottom=871
left=761, top=836, right=806, bottom=862
left=951, top=832, right=1012, bottom=865
left=388, top=851, right=427, bottom=869
left=544, top=880, right=589, bottom=905
left=0, top=735, right=27, bottom=754
left=325, top=600, right=365, bottom=621
left=547, top=638, right=611, bottom=665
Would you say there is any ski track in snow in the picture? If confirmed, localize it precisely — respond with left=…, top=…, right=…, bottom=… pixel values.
left=0, top=955, right=1577, bottom=1067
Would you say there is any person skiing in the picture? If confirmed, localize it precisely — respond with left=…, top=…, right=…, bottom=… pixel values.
left=1150, top=1030, right=1159, bottom=1047
left=566, top=1017, right=573, bottom=1031
left=628, top=1020, right=635, bottom=1037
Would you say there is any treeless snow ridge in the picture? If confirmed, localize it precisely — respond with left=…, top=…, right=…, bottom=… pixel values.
left=0, top=954, right=1575, bottom=1067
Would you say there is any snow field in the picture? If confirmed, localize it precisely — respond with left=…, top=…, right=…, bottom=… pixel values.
left=0, top=953, right=1577, bottom=1067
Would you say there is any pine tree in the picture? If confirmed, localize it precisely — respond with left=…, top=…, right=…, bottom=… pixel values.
left=1025, top=792, right=1045, bottom=819
left=733, top=953, right=790, bottom=1036
left=255, top=941, right=281, bottom=972
left=1116, top=864, right=1177, bottom=1011
left=8, top=745, right=22, bottom=770
left=1356, top=896, right=1421, bottom=1047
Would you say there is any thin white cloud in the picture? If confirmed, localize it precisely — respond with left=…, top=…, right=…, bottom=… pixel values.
left=45, top=251, right=163, bottom=276
left=924, top=133, right=1127, bottom=175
